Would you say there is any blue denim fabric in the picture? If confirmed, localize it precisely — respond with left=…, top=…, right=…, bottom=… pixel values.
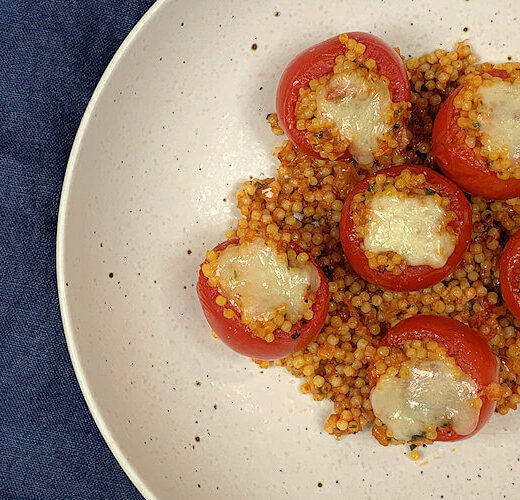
left=0, top=1, right=155, bottom=497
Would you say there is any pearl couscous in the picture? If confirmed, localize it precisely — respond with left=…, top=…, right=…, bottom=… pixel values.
left=203, top=36, right=520, bottom=449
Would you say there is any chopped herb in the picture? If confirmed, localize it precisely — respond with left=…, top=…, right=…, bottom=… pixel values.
left=425, top=187, right=436, bottom=195
left=255, top=181, right=264, bottom=189
left=411, top=433, right=425, bottom=441
left=348, top=423, right=358, bottom=429
left=233, top=270, right=238, bottom=279
left=410, top=444, right=417, bottom=451
left=367, top=183, right=375, bottom=192
left=473, top=122, right=480, bottom=128
left=484, top=212, right=492, bottom=219
left=393, top=123, right=400, bottom=129
left=291, top=332, right=301, bottom=339
left=322, top=266, right=334, bottom=280
left=315, top=131, right=324, bottom=139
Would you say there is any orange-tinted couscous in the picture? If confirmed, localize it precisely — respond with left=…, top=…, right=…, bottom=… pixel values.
left=209, top=38, right=520, bottom=452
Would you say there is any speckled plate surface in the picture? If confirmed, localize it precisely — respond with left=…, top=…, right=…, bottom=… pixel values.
left=57, top=0, right=520, bottom=498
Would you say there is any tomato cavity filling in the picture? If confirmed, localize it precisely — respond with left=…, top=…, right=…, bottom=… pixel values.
left=294, top=33, right=408, bottom=163
left=205, top=239, right=320, bottom=341
left=371, top=339, right=481, bottom=444
left=352, top=169, right=456, bottom=274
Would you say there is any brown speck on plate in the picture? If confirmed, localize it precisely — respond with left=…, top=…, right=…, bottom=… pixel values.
left=109, top=272, right=114, bottom=278
left=317, top=482, right=323, bottom=488
left=195, top=436, right=200, bottom=442
left=251, top=43, right=257, bottom=50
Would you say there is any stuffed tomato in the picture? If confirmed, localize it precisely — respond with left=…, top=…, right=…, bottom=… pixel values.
left=276, top=32, right=410, bottom=164
left=339, top=165, right=472, bottom=291
left=370, top=315, right=499, bottom=446
left=197, top=238, right=330, bottom=360
left=432, top=66, right=520, bottom=199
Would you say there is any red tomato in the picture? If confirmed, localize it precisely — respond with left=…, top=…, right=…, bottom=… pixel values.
left=432, top=73, right=520, bottom=200
left=500, top=230, right=520, bottom=322
left=276, top=32, right=411, bottom=158
left=371, top=315, right=499, bottom=442
left=196, top=238, right=330, bottom=360
left=339, top=164, right=472, bottom=291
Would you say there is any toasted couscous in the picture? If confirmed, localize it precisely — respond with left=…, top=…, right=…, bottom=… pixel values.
left=199, top=34, right=520, bottom=450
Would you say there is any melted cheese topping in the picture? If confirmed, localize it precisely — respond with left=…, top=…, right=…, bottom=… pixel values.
left=364, top=192, right=455, bottom=268
left=370, top=360, right=479, bottom=441
left=479, top=80, right=520, bottom=161
left=316, top=71, right=392, bottom=164
left=215, top=239, right=320, bottom=322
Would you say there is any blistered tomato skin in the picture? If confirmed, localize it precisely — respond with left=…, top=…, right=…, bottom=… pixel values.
left=276, top=32, right=411, bottom=158
left=500, top=230, right=520, bottom=322
left=196, top=238, right=330, bottom=360
left=370, top=315, right=499, bottom=442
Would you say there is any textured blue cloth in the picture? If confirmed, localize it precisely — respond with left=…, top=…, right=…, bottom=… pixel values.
left=0, top=1, right=155, bottom=498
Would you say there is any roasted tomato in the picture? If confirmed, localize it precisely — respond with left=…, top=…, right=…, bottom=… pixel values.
left=370, top=315, right=499, bottom=444
left=276, top=32, right=410, bottom=161
left=197, top=238, right=330, bottom=360
left=500, top=229, right=520, bottom=322
left=432, top=69, right=520, bottom=199
left=339, top=164, right=472, bottom=291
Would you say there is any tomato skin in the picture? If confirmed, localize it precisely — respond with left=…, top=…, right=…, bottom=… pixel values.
left=371, top=315, right=499, bottom=442
left=339, top=164, right=472, bottom=291
left=432, top=83, right=520, bottom=200
left=196, top=238, right=330, bottom=360
left=500, top=230, right=520, bottom=322
left=276, top=32, right=410, bottom=158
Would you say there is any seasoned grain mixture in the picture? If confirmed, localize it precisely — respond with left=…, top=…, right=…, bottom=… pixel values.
left=222, top=40, right=520, bottom=442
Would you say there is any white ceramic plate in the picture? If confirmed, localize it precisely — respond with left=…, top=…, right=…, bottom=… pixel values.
left=57, top=0, right=520, bottom=498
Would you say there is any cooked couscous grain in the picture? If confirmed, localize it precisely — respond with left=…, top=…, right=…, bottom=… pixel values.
left=211, top=38, right=520, bottom=446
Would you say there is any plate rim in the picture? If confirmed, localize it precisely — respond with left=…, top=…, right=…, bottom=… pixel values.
left=55, top=1, right=167, bottom=498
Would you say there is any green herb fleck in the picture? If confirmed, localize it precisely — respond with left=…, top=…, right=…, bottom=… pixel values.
left=410, top=444, right=417, bottom=451
left=367, top=183, right=375, bottom=192
left=473, top=122, right=480, bottom=128
left=425, top=187, right=436, bottom=195
left=393, top=123, right=400, bottom=129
